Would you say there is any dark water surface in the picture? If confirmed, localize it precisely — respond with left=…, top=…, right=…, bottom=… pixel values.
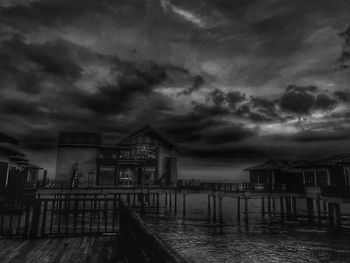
left=138, top=194, right=350, bottom=263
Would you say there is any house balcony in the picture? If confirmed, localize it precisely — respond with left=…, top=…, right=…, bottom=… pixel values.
left=321, top=185, right=350, bottom=198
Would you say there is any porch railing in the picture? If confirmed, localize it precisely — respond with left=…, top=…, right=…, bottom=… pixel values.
left=321, top=186, right=350, bottom=198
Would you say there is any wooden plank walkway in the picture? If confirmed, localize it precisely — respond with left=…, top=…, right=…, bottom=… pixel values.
left=0, top=236, right=126, bottom=263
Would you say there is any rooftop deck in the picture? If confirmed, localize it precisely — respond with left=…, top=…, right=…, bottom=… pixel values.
left=0, top=236, right=125, bottom=263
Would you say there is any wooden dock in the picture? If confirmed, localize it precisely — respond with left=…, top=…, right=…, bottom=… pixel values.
left=0, top=236, right=125, bottom=263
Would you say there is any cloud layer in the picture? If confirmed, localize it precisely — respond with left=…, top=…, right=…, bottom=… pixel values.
left=1, top=0, right=350, bottom=172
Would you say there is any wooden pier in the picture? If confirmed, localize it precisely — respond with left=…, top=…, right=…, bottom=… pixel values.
left=1, top=181, right=350, bottom=262
left=0, top=236, right=124, bottom=263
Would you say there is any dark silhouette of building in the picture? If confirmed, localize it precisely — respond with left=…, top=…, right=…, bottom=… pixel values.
left=55, top=125, right=178, bottom=187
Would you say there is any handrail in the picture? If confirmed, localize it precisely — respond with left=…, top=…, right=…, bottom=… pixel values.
left=119, top=199, right=187, bottom=263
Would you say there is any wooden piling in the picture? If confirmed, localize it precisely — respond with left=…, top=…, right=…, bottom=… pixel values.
left=328, top=203, right=334, bottom=227
left=156, top=193, right=160, bottom=211
left=169, top=193, right=172, bottom=208
left=213, top=195, right=217, bottom=223
left=261, top=197, right=265, bottom=217
left=292, top=197, right=297, bottom=221
left=174, top=192, right=177, bottom=212
left=306, top=198, right=314, bottom=224
left=334, top=203, right=341, bottom=231
left=272, top=197, right=276, bottom=210
left=316, top=199, right=321, bottom=225
left=207, top=195, right=211, bottom=221
left=267, top=197, right=271, bottom=214
left=244, top=198, right=248, bottom=224
left=219, top=197, right=223, bottom=224
left=182, top=194, right=186, bottom=218
left=237, top=197, right=241, bottom=223
left=285, top=197, right=291, bottom=220
left=280, top=196, right=284, bottom=222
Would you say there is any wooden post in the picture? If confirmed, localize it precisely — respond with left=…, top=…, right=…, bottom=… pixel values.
left=219, top=197, right=223, bottom=224
left=174, top=192, right=177, bottom=212
left=244, top=198, right=248, bottom=224
left=169, top=192, right=172, bottom=209
left=29, top=198, right=41, bottom=238
left=285, top=197, right=291, bottom=220
left=272, top=197, right=276, bottom=210
left=280, top=196, right=284, bottom=222
left=213, top=195, right=217, bottom=223
left=328, top=203, right=334, bottom=228
left=292, top=197, right=297, bottom=221
left=237, top=197, right=241, bottom=223
left=165, top=192, right=168, bottom=208
left=156, top=193, right=160, bottom=211
left=306, top=198, right=314, bottom=224
left=334, top=203, right=341, bottom=231
left=261, top=197, right=265, bottom=217
left=207, top=195, right=211, bottom=221
left=41, top=200, right=48, bottom=237
left=182, top=194, right=186, bottom=218
left=127, top=193, right=130, bottom=204
left=316, top=199, right=321, bottom=226
left=267, top=197, right=271, bottom=214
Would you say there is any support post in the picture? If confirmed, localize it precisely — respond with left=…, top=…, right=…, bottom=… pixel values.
left=334, top=203, right=341, bottom=231
left=219, top=197, right=223, bottom=224
left=328, top=203, right=334, bottom=228
left=316, top=199, right=321, bottom=226
left=182, top=194, right=186, bottom=218
left=306, top=198, right=314, bottom=224
left=292, top=197, right=297, bottom=221
left=285, top=197, right=291, bottom=220
left=272, top=197, right=276, bottom=210
left=207, top=195, right=211, bottom=221
left=268, top=197, right=271, bottom=214
left=174, top=192, right=177, bottom=212
left=169, top=192, right=172, bottom=209
left=213, top=195, right=217, bottom=223
left=244, top=198, right=248, bottom=224
left=280, top=196, right=284, bottom=222
left=261, top=197, right=265, bottom=217
left=237, top=197, right=241, bottom=223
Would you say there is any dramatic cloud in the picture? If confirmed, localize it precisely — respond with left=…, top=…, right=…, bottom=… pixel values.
left=1, top=0, right=350, bottom=174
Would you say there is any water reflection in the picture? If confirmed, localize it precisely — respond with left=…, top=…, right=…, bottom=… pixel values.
left=138, top=194, right=350, bottom=263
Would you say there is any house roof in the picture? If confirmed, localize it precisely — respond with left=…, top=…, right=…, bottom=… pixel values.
left=118, top=125, right=178, bottom=150
left=0, top=145, right=25, bottom=157
left=0, top=133, right=18, bottom=145
left=19, top=163, right=43, bottom=170
left=11, top=155, right=29, bottom=163
left=244, top=159, right=307, bottom=174
left=297, top=153, right=350, bottom=168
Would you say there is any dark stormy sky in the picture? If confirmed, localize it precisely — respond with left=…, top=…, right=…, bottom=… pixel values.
left=1, top=0, right=350, bottom=179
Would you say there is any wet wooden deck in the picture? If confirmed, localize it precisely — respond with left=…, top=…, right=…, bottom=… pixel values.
left=0, top=236, right=126, bottom=263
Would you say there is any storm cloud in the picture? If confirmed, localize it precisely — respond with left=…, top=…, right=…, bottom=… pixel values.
left=1, top=0, right=350, bottom=173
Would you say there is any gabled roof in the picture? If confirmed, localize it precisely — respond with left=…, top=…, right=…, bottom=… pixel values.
left=244, top=159, right=307, bottom=174
left=118, top=125, right=178, bottom=150
left=0, top=145, right=25, bottom=157
left=0, top=133, right=18, bottom=144
left=19, top=163, right=43, bottom=170
left=297, top=153, right=350, bottom=168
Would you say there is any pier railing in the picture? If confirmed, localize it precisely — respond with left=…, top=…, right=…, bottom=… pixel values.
left=177, top=182, right=305, bottom=194
left=119, top=199, right=187, bottom=263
